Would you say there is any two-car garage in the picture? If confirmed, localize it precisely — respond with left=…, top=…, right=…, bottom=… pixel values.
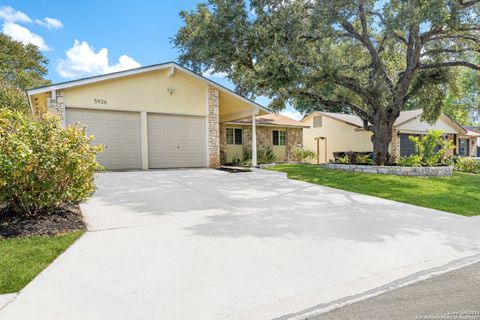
left=66, top=108, right=207, bottom=170
left=28, top=62, right=268, bottom=171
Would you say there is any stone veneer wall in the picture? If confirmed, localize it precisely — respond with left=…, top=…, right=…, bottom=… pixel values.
left=321, top=163, right=453, bottom=176
left=286, top=128, right=303, bottom=161
left=207, top=86, right=221, bottom=168
left=223, top=126, right=303, bottom=163
left=47, top=90, right=66, bottom=125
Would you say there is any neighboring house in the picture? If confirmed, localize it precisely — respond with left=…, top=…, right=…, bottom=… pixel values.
left=27, top=62, right=271, bottom=170
left=220, top=113, right=307, bottom=163
left=302, top=109, right=478, bottom=163
left=464, top=126, right=480, bottom=158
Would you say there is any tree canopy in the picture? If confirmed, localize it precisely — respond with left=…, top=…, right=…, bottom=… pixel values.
left=0, top=34, right=49, bottom=112
left=174, top=0, right=480, bottom=164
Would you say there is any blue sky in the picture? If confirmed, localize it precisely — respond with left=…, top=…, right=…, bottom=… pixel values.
left=0, top=0, right=301, bottom=119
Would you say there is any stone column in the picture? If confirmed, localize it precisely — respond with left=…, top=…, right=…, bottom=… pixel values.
left=48, top=90, right=66, bottom=126
left=207, top=86, right=220, bottom=168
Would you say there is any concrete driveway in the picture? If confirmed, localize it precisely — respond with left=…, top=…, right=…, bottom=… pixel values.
left=1, top=169, right=480, bottom=320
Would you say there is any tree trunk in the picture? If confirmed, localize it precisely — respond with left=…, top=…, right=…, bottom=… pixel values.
left=371, top=119, right=394, bottom=165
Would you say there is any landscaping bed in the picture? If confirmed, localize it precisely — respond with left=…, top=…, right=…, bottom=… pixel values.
left=322, top=163, right=453, bottom=176
left=0, top=204, right=86, bottom=239
left=267, top=164, right=480, bottom=216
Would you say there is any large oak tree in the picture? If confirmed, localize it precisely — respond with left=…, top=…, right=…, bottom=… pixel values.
left=174, top=0, right=479, bottom=164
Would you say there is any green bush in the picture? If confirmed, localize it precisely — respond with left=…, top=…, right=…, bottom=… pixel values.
left=397, top=155, right=423, bottom=167
left=240, top=147, right=277, bottom=166
left=292, top=148, right=316, bottom=162
left=408, top=130, right=454, bottom=166
left=335, top=155, right=349, bottom=164
left=0, top=109, right=103, bottom=216
left=454, top=157, right=480, bottom=174
left=355, top=154, right=373, bottom=165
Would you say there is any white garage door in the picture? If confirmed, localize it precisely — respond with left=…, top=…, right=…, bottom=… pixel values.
left=148, top=114, right=207, bottom=168
left=66, top=108, right=141, bottom=170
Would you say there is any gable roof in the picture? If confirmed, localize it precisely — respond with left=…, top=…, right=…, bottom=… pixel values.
left=227, top=113, right=308, bottom=128
left=303, top=109, right=467, bottom=134
left=26, top=61, right=270, bottom=114
left=302, top=111, right=364, bottom=128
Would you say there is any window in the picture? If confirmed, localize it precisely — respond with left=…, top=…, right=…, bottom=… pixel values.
left=458, top=138, right=469, bottom=156
left=226, top=128, right=243, bottom=145
left=313, top=116, right=323, bottom=128
left=272, top=130, right=286, bottom=146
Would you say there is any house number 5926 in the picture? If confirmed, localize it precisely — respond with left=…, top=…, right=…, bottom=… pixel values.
left=94, top=98, right=107, bottom=104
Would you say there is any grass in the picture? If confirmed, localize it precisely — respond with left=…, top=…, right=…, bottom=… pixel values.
left=268, top=164, right=480, bottom=216
left=0, top=231, right=84, bottom=294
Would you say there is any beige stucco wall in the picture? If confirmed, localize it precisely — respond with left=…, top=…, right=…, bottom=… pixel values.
left=302, top=115, right=373, bottom=163
left=62, top=69, right=207, bottom=116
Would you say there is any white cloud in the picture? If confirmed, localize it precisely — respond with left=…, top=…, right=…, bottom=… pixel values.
left=35, top=17, right=63, bottom=29
left=202, top=68, right=228, bottom=79
left=281, top=110, right=304, bottom=121
left=2, top=22, right=50, bottom=51
left=57, top=40, right=141, bottom=78
left=0, top=6, right=31, bottom=23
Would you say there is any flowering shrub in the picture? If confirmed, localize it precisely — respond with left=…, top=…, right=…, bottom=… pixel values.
left=408, top=130, right=454, bottom=166
left=454, top=157, right=480, bottom=174
left=0, top=109, right=103, bottom=216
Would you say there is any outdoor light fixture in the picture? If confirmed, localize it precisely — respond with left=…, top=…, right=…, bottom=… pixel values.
left=167, top=87, right=176, bottom=95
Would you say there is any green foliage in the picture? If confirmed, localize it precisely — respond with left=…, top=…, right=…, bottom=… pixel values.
left=0, top=109, right=103, bottom=216
left=454, top=157, right=480, bottom=174
left=334, top=151, right=372, bottom=165
left=355, top=154, right=373, bottom=165
left=408, top=130, right=454, bottom=166
left=397, top=155, right=423, bottom=167
left=292, top=148, right=316, bottom=162
left=0, top=34, right=49, bottom=112
left=239, top=147, right=278, bottom=166
left=335, top=155, right=349, bottom=164
left=174, top=0, right=479, bottom=162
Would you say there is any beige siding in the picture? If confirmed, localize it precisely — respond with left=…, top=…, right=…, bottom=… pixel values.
left=397, top=116, right=459, bottom=134
left=63, top=69, right=207, bottom=116
left=302, top=116, right=372, bottom=163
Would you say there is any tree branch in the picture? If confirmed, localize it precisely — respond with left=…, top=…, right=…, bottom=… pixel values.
left=290, top=88, right=370, bottom=121
left=419, top=61, right=480, bottom=70
left=421, top=47, right=480, bottom=56
left=428, top=34, right=480, bottom=43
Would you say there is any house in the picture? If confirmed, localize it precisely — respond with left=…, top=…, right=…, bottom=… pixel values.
left=464, top=126, right=480, bottom=158
left=27, top=62, right=273, bottom=170
left=221, top=113, right=307, bottom=163
left=301, top=109, right=478, bottom=163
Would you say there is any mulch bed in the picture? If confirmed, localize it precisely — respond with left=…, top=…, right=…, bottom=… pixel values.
left=0, top=204, right=86, bottom=239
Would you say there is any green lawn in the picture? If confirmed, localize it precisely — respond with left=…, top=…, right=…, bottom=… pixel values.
left=0, top=231, right=84, bottom=294
left=268, top=164, right=480, bottom=216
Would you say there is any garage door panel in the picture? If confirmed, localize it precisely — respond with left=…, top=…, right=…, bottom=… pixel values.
left=148, top=114, right=206, bottom=168
left=66, top=108, right=141, bottom=170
